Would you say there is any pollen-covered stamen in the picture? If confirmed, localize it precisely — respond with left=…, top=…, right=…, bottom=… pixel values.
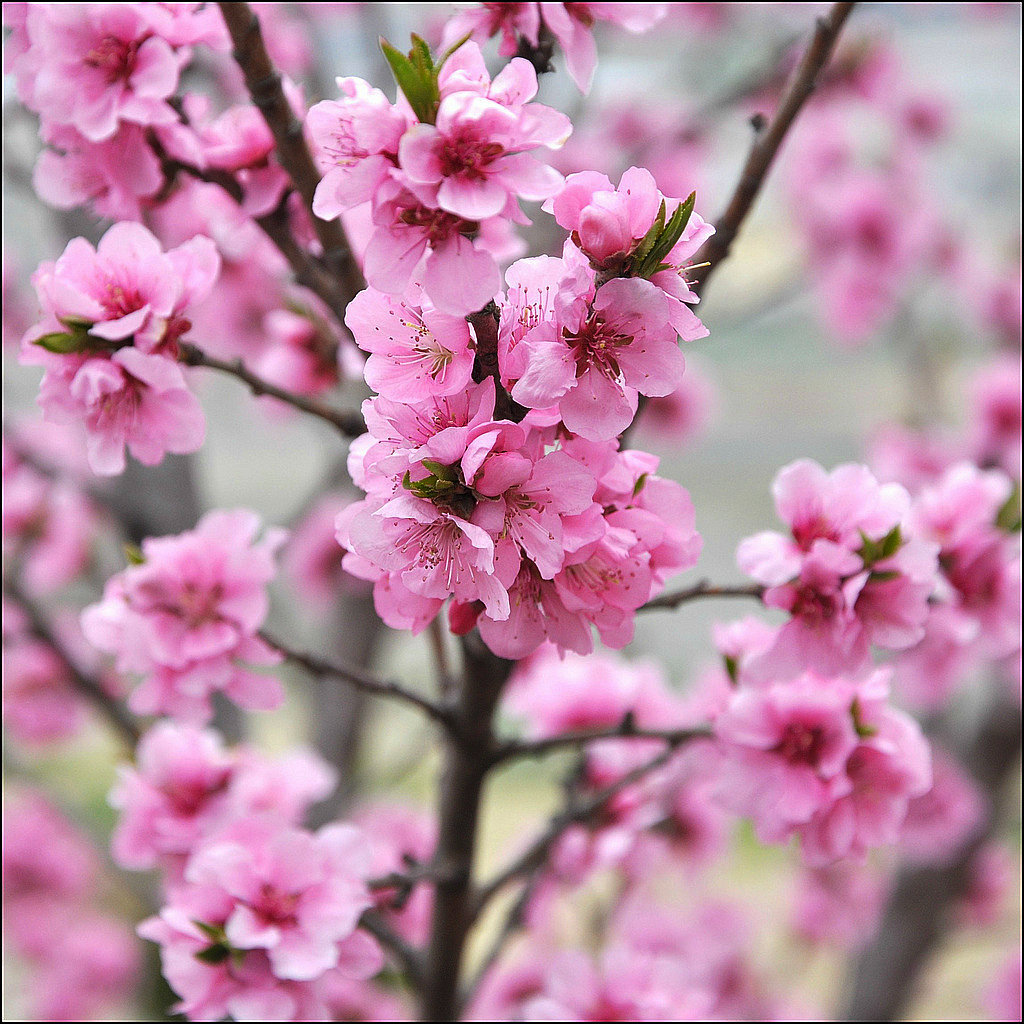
left=84, top=34, right=143, bottom=84
left=439, top=132, right=505, bottom=180
left=398, top=205, right=479, bottom=246
left=563, top=312, right=632, bottom=380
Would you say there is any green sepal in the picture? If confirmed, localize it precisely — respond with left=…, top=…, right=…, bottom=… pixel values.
left=58, top=315, right=95, bottom=330
left=995, top=480, right=1021, bottom=533
left=33, top=331, right=90, bottom=354
left=631, top=472, right=649, bottom=498
left=123, top=543, right=146, bottom=566
left=850, top=697, right=878, bottom=739
left=191, top=920, right=227, bottom=943
left=867, top=569, right=900, bottom=583
left=194, top=943, right=231, bottom=965
left=858, top=524, right=902, bottom=568
left=723, top=654, right=739, bottom=685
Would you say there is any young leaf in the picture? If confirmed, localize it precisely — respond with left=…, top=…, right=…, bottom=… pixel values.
left=33, top=331, right=89, bottom=354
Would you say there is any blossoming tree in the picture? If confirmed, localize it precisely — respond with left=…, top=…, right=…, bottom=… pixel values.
left=2, top=3, right=1020, bottom=1021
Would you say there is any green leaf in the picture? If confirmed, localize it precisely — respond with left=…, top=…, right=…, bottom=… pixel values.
left=191, top=920, right=226, bottom=943
left=996, top=480, right=1022, bottom=533
left=438, top=31, right=473, bottom=69
left=634, top=192, right=696, bottom=278
left=631, top=472, right=649, bottom=498
left=630, top=200, right=667, bottom=268
left=723, top=655, right=739, bottom=685
left=33, top=331, right=89, bottom=354
left=58, top=315, right=94, bottom=330
left=879, top=524, right=903, bottom=559
left=380, top=36, right=440, bottom=123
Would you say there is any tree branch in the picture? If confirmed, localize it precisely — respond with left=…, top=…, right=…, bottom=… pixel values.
left=2, top=576, right=141, bottom=747
left=216, top=2, right=365, bottom=304
left=179, top=342, right=365, bottom=438
left=641, top=579, right=765, bottom=612
left=359, top=907, right=426, bottom=989
left=259, top=630, right=454, bottom=728
left=840, top=692, right=1022, bottom=1021
left=488, top=721, right=711, bottom=768
left=472, top=738, right=684, bottom=914
left=689, top=1, right=857, bottom=295
left=419, top=633, right=515, bottom=1020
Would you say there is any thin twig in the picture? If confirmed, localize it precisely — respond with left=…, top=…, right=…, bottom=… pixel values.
left=358, top=907, right=426, bottom=988
left=260, top=630, right=454, bottom=728
left=3, top=576, right=141, bottom=746
left=427, top=616, right=455, bottom=698
left=216, top=2, right=365, bottom=304
left=641, top=579, right=765, bottom=612
left=689, top=1, right=857, bottom=295
left=489, top=721, right=711, bottom=768
left=472, top=739, right=685, bottom=913
left=179, top=342, right=365, bottom=438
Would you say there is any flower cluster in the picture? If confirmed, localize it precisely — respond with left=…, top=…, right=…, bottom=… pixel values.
left=338, top=380, right=700, bottom=656
left=19, top=222, right=219, bottom=475
left=309, top=41, right=570, bottom=316
left=122, top=722, right=384, bottom=1021
left=82, top=509, right=285, bottom=722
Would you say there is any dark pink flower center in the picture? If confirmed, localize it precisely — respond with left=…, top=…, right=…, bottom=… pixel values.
left=790, top=582, right=842, bottom=624
left=398, top=205, right=476, bottom=246
left=163, top=770, right=231, bottom=816
left=791, top=515, right=838, bottom=551
left=438, top=133, right=504, bottom=180
left=563, top=314, right=630, bottom=379
left=84, top=35, right=142, bottom=85
left=774, top=722, right=827, bottom=766
left=176, top=580, right=225, bottom=629
left=254, top=884, right=300, bottom=926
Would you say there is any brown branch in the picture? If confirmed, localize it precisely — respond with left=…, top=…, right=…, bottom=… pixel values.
left=179, top=342, right=365, bottom=438
left=472, top=738, right=684, bottom=915
left=689, top=1, right=857, bottom=295
left=840, top=693, right=1022, bottom=1021
left=489, top=720, right=712, bottom=767
left=2, top=576, right=141, bottom=747
left=216, top=2, right=364, bottom=304
left=259, top=630, right=454, bottom=728
left=468, top=304, right=525, bottom=423
left=419, top=634, right=515, bottom=1020
left=359, top=907, right=426, bottom=988
left=641, top=579, right=765, bottom=612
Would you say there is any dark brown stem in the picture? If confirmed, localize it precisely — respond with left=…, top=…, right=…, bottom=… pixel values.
left=179, top=342, right=365, bottom=438
left=3, top=576, right=140, bottom=746
left=216, top=2, right=365, bottom=304
left=472, top=739, right=683, bottom=915
left=260, top=630, right=453, bottom=728
left=489, top=722, right=712, bottom=768
left=641, top=579, right=765, bottom=611
left=841, top=693, right=1022, bottom=1021
left=468, top=305, right=525, bottom=423
left=419, top=634, right=515, bottom=1021
left=689, top=1, right=857, bottom=295
left=359, top=907, right=426, bottom=988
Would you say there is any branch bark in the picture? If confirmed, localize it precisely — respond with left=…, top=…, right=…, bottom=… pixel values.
left=3, top=576, right=140, bottom=747
left=216, top=2, right=365, bottom=305
left=260, top=630, right=453, bottom=728
left=180, top=343, right=365, bottom=438
left=689, top=1, right=857, bottom=295
left=840, top=693, right=1022, bottom=1021
left=641, top=579, right=765, bottom=612
left=419, top=634, right=515, bottom=1021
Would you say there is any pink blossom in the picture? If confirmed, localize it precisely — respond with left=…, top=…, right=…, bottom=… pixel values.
left=984, top=952, right=1022, bottom=1023
left=790, top=861, right=886, bottom=949
left=177, top=821, right=382, bottom=983
left=539, top=3, right=669, bottom=93
left=1, top=637, right=84, bottom=744
left=82, top=509, right=286, bottom=722
left=966, top=352, right=1022, bottom=479
left=21, top=3, right=188, bottom=141
left=283, top=491, right=370, bottom=609
left=308, top=77, right=410, bottom=217
left=345, top=288, right=475, bottom=402
left=738, top=459, right=938, bottom=676
left=899, top=745, right=984, bottom=865
left=958, top=843, right=1015, bottom=928
left=398, top=47, right=569, bottom=222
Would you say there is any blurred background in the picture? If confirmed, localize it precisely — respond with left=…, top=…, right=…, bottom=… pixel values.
left=3, top=3, right=1020, bottom=1020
